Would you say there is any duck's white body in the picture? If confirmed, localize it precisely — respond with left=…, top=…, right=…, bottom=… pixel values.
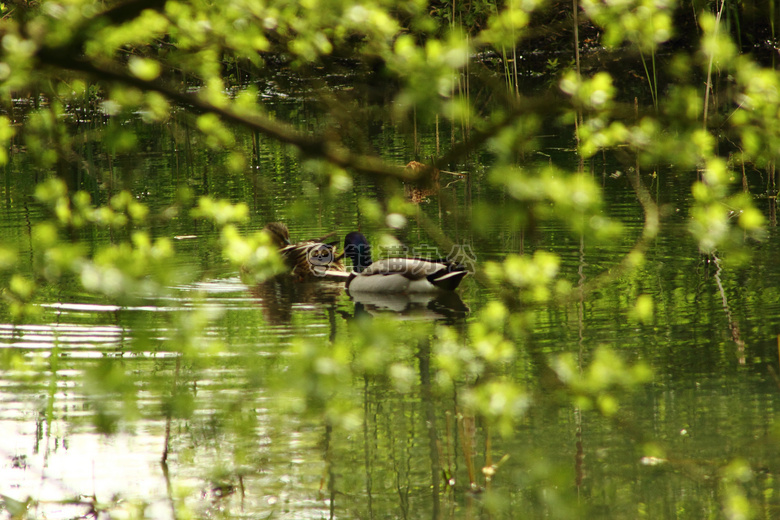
left=346, top=258, right=468, bottom=294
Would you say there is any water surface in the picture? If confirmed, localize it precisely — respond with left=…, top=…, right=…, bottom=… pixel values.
left=2, top=104, right=780, bottom=519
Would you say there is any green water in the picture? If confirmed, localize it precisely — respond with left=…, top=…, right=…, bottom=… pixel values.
left=2, top=106, right=780, bottom=520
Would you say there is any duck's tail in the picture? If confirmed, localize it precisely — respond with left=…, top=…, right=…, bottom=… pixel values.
left=428, top=268, right=468, bottom=291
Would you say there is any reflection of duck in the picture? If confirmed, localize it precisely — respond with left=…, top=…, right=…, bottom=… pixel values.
left=342, top=232, right=468, bottom=293
left=349, top=290, right=469, bottom=321
left=262, top=223, right=345, bottom=280
left=248, top=275, right=344, bottom=326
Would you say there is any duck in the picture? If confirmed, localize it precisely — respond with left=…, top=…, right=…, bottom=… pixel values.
left=342, top=232, right=468, bottom=293
left=404, top=160, right=440, bottom=203
left=262, top=222, right=345, bottom=279
left=262, top=222, right=292, bottom=248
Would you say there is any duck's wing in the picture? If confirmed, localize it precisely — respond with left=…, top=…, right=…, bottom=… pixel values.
left=280, top=241, right=345, bottom=277
left=361, top=258, right=446, bottom=279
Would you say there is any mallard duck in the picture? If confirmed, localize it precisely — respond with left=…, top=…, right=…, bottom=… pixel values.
left=404, top=161, right=440, bottom=203
left=342, top=232, right=468, bottom=293
left=262, top=222, right=292, bottom=247
left=262, top=223, right=345, bottom=279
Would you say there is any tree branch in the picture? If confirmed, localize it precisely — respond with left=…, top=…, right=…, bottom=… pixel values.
left=35, top=47, right=416, bottom=181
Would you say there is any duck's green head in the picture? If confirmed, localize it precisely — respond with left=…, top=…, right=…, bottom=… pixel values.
left=344, top=232, right=372, bottom=273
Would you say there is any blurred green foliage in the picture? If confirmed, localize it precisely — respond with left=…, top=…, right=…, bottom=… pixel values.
left=0, top=0, right=777, bottom=516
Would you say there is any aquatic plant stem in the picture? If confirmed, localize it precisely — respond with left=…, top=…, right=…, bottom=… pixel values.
left=573, top=0, right=581, bottom=78
left=639, top=48, right=658, bottom=110
left=511, top=0, right=519, bottom=98
left=512, top=44, right=519, bottom=98
left=435, top=114, right=440, bottom=156
left=572, top=0, right=584, bottom=171
left=703, top=0, right=727, bottom=130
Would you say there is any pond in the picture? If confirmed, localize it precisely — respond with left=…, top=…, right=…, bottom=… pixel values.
left=2, top=98, right=780, bottom=520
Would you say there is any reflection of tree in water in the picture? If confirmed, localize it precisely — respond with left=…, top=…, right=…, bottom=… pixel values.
left=331, top=337, right=503, bottom=518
